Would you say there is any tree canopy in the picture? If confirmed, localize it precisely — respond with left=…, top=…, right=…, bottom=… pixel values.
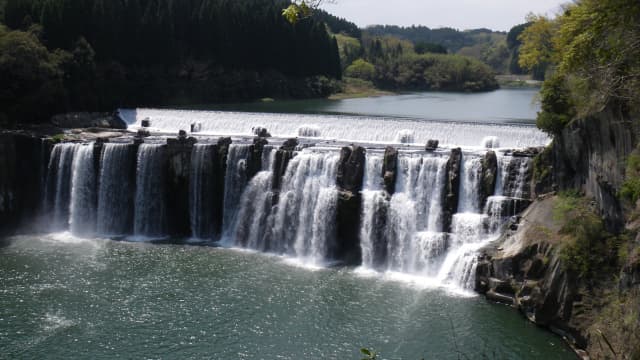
left=518, top=0, right=640, bottom=133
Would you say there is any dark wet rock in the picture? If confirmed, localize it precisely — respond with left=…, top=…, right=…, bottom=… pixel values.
left=443, top=148, right=462, bottom=232
left=272, top=139, right=298, bottom=192
left=178, top=129, right=187, bottom=139
left=334, top=146, right=366, bottom=265
left=337, top=146, right=366, bottom=193
left=252, top=127, right=271, bottom=138
left=141, top=118, right=151, bottom=128
left=0, top=133, right=51, bottom=236
left=382, top=146, right=398, bottom=195
left=136, top=129, right=151, bottom=138
left=334, top=190, right=363, bottom=265
left=51, top=112, right=127, bottom=129
left=246, top=137, right=268, bottom=180
left=165, top=137, right=196, bottom=237
left=425, top=139, right=439, bottom=151
left=480, top=150, right=498, bottom=208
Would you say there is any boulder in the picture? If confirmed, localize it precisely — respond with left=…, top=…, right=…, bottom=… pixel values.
left=425, top=139, right=439, bottom=151
left=252, top=127, right=271, bottom=138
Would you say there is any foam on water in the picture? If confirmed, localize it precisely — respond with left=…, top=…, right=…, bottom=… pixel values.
left=123, top=108, right=550, bottom=148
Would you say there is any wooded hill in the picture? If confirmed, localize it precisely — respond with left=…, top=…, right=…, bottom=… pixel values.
left=0, top=0, right=342, bottom=124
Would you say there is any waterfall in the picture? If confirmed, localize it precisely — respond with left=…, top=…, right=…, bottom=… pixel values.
left=189, top=144, right=217, bottom=239
left=69, top=145, right=96, bottom=236
left=360, top=153, right=449, bottom=275
left=503, top=157, right=532, bottom=199
left=233, top=148, right=276, bottom=249
left=97, top=143, right=135, bottom=236
left=134, top=144, right=167, bottom=238
left=45, top=143, right=80, bottom=231
left=458, top=156, right=483, bottom=213
left=363, top=155, right=383, bottom=191
left=221, top=144, right=251, bottom=240
left=269, top=151, right=339, bottom=263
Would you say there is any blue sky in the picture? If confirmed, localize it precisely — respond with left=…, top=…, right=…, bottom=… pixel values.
left=320, top=0, right=566, bottom=32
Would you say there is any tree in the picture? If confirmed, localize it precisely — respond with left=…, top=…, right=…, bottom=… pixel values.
left=517, top=14, right=555, bottom=80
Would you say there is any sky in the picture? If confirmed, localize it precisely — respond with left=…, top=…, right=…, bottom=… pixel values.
left=320, top=0, right=566, bottom=32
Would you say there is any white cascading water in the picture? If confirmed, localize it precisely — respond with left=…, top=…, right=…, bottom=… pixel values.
left=189, top=144, right=217, bottom=239
left=124, top=109, right=550, bottom=148
left=387, top=155, right=449, bottom=275
left=233, top=149, right=276, bottom=250
left=298, top=125, right=321, bottom=137
left=69, top=144, right=96, bottom=237
left=395, top=129, right=416, bottom=144
left=97, top=143, right=135, bottom=236
left=269, top=151, right=339, bottom=264
left=134, top=144, right=166, bottom=238
left=45, top=143, right=80, bottom=231
left=221, top=144, right=251, bottom=240
left=361, top=154, right=450, bottom=275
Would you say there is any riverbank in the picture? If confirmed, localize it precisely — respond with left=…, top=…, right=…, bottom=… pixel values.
left=328, top=77, right=395, bottom=100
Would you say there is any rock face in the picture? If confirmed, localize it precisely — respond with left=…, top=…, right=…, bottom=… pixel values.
left=480, top=150, right=498, bottom=207
left=165, top=136, right=197, bottom=237
left=382, top=146, right=398, bottom=195
left=478, top=106, right=640, bottom=359
left=476, top=197, right=586, bottom=350
left=552, top=107, right=636, bottom=232
left=443, top=148, right=462, bottom=232
left=0, top=133, right=51, bottom=236
left=51, top=112, right=127, bottom=129
left=335, top=146, right=366, bottom=264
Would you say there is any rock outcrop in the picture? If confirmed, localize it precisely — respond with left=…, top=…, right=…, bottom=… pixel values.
left=382, top=146, right=398, bottom=195
left=480, top=150, right=498, bottom=208
left=335, top=146, right=366, bottom=264
left=166, top=136, right=198, bottom=237
left=443, top=148, right=462, bottom=232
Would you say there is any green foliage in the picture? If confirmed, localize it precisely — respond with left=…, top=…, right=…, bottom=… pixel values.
left=414, top=41, right=447, bottom=55
left=555, top=193, right=624, bottom=279
left=517, top=14, right=555, bottom=79
left=532, top=144, right=553, bottom=189
left=536, top=74, right=575, bottom=135
left=344, top=59, right=375, bottom=80
left=2, top=0, right=343, bottom=123
left=620, top=150, right=640, bottom=204
left=0, top=25, right=66, bottom=123
left=50, top=133, right=65, bottom=143
left=360, top=348, right=377, bottom=360
left=521, top=0, right=640, bottom=119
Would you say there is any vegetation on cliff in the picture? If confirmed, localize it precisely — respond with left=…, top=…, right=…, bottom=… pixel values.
left=505, top=0, right=640, bottom=357
left=519, top=0, right=640, bottom=134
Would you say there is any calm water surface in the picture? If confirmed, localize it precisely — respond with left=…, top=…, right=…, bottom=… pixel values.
left=194, top=89, right=540, bottom=124
left=0, top=235, right=573, bottom=359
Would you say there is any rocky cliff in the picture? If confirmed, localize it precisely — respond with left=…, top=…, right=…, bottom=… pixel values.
left=477, top=106, right=640, bottom=359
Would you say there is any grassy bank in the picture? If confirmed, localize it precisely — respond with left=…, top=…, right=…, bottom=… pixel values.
left=328, top=77, right=395, bottom=100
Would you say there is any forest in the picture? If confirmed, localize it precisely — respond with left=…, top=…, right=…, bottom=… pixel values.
left=0, top=0, right=342, bottom=124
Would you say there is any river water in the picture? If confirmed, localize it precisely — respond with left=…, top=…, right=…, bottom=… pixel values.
left=0, top=234, right=573, bottom=359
